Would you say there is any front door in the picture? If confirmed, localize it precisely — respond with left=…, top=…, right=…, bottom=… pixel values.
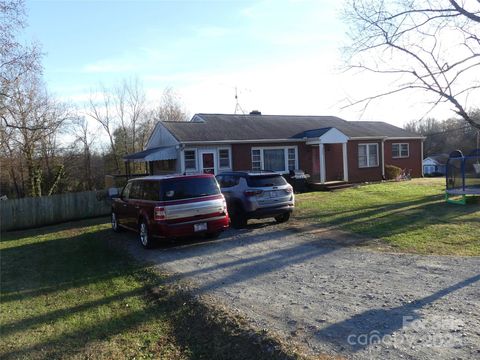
left=200, top=151, right=216, bottom=174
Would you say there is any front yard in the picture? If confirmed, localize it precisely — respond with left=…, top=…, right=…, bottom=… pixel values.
left=0, top=219, right=306, bottom=360
left=295, top=178, right=480, bottom=256
left=1, top=179, right=478, bottom=359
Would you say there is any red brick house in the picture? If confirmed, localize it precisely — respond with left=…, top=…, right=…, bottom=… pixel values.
left=124, top=113, right=424, bottom=183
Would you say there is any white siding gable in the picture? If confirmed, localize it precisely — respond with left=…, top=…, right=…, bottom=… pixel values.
left=145, top=122, right=179, bottom=149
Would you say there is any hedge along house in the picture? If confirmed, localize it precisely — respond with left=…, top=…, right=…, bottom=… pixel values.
left=123, top=113, right=425, bottom=184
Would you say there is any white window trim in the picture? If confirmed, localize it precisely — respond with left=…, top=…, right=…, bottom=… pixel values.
left=218, top=147, right=232, bottom=169
left=251, top=146, right=299, bottom=173
left=183, top=148, right=198, bottom=171
left=392, top=143, right=410, bottom=159
left=358, top=143, right=379, bottom=168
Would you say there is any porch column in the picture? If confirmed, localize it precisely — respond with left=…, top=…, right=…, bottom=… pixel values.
left=381, top=139, right=386, bottom=179
left=319, top=143, right=326, bottom=184
left=342, top=142, right=349, bottom=182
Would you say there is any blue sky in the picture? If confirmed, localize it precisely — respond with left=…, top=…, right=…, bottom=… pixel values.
left=23, top=0, right=459, bottom=126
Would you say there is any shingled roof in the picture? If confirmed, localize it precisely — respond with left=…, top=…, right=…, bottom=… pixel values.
left=160, top=113, right=420, bottom=142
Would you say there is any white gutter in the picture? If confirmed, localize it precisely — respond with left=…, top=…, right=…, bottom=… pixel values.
left=349, top=136, right=387, bottom=140
left=182, top=139, right=306, bottom=145
left=384, top=136, right=427, bottom=140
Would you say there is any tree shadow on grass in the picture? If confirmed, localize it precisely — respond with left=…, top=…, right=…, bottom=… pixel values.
left=1, top=228, right=137, bottom=302
left=0, top=216, right=109, bottom=243
left=313, top=273, right=480, bottom=353
left=0, top=222, right=306, bottom=360
left=296, top=194, right=479, bottom=243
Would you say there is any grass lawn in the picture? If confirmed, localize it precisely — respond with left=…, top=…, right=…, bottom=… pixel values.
left=0, top=218, right=308, bottom=360
left=295, top=178, right=480, bottom=256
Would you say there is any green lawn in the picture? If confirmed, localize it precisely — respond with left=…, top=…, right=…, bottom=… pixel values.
left=295, top=178, right=480, bottom=256
left=0, top=219, right=308, bottom=360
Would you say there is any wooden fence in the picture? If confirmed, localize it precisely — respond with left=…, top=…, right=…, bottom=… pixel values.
left=0, top=191, right=111, bottom=231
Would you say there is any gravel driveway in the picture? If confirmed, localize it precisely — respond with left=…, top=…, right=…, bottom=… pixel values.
left=124, top=221, right=480, bottom=360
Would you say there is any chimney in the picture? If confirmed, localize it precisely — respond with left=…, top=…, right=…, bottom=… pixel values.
left=249, top=110, right=261, bottom=115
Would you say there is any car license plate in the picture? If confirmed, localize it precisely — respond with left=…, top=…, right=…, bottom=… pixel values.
left=268, top=190, right=279, bottom=198
left=194, top=222, right=207, bottom=232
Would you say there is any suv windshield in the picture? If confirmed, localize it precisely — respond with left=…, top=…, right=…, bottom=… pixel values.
left=246, top=174, right=287, bottom=187
left=161, top=177, right=220, bottom=201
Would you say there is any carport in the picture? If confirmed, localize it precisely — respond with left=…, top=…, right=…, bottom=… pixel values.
left=122, top=145, right=178, bottom=177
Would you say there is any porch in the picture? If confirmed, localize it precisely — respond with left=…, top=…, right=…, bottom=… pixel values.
left=300, top=127, right=350, bottom=184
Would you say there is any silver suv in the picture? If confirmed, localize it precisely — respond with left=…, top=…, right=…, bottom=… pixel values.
left=216, top=171, right=294, bottom=228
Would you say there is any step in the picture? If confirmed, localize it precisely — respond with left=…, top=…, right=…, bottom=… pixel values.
left=308, top=181, right=353, bottom=192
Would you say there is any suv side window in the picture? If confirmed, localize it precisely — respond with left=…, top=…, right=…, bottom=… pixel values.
left=142, top=181, right=160, bottom=201
left=129, top=181, right=143, bottom=200
left=122, top=182, right=132, bottom=199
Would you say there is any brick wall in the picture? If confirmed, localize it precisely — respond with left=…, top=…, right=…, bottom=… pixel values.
left=230, top=138, right=423, bottom=182
left=384, top=139, right=423, bottom=177
left=347, top=140, right=384, bottom=183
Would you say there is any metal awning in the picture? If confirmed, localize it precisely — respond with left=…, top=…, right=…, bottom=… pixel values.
left=123, top=146, right=177, bottom=163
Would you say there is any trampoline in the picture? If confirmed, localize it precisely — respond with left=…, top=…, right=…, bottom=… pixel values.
left=445, top=149, right=480, bottom=204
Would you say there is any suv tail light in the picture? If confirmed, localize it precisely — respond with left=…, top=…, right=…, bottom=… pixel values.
left=285, top=186, right=293, bottom=193
left=222, top=198, right=228, bottom=214
left=244, top=189, right=263, bottom=197
left=154, top=206, right=166, bottom=221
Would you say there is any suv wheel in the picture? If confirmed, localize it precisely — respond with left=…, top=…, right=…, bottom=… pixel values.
left=274, top=212, right=290, bottom=223
left=230, top=204, right=247, bottom=229
left=139, top=220, right=154, bottom=249
left=111, top=212, right=122, bottom=232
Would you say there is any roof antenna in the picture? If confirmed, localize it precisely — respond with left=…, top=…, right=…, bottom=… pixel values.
left=234, top=86, right=245, bottom=115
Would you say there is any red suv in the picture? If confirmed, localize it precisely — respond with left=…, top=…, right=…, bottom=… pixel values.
left=111, top=174, right=229, bottom=248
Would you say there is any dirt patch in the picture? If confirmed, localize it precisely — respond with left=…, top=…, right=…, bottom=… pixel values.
left=120, top=221, right=480, bottom=360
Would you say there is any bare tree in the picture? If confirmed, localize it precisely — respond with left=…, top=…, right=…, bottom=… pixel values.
left=405, top=110, right=479, bottom=155
left=71, top=116, right=96, bottom=190
left=86, top=85, right=121, bottom=172
left=153, top=87, right=189, bottom=122
left=1, top=73, right=70, bottom=196
left=343, top=0, right=480, bottom=129
left=1, top=0, right=42, bottom=114
left=114, top=77, right=147, bottom=154
left=86, top=78, right=150, bottom=174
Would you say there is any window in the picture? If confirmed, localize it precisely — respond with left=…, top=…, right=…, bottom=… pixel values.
left=142, top=181, right=160, bottom=201
left=246, top=174, right=287, bottom=187
left=160, top=177, right=220, bottom=201
left=263, top=149, right=285, bottom=171
left=122, top=182, right=132, bottom=199
left=392, top=143, right=409, bottom=158
left=218, top=148, right=231, bottom=168
left=129, top=181, right=143, bottom=199
left=288, top=148, right=296, bottom=170
left=250, top=147, right=297, bottom=172
left=252, top=149, right=261, bottom=171
left=184, top=150, right=196, bottom=170
left=358, top=144, right=379, bottom=168
left=216, top=175, right=239, bottom=188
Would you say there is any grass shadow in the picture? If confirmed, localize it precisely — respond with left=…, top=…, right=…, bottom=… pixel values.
left=0, top=219, right=308, bottom=360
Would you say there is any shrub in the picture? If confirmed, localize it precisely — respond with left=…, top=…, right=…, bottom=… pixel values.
left=385, top=164, right=402, bottom=180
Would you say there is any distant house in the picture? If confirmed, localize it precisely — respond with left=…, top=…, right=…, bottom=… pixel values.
left=123, top=113, right=424, bottom=183
left=423, top=154, right=449, bottom=176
